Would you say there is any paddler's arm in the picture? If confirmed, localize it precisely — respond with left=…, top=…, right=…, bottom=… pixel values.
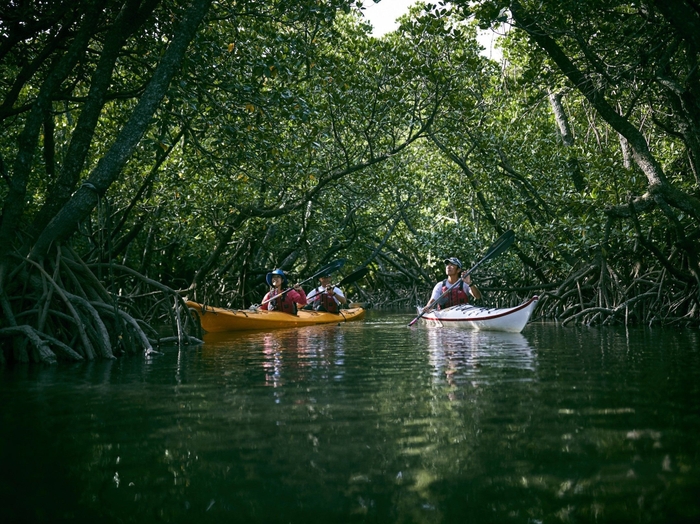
left=422, top=282, right=443, bottom=311
left=291, top=285, right=307, bottom=306
left=461, top=272, right=481, bottom=300
left=329, top=286, right=346, bottom=305
left=469, top=284, right=482, bottom=300
left=259, top=292, right=271, bottom=310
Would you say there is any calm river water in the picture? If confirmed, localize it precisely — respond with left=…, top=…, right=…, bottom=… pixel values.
left=1, top=311, right=700, bottom=523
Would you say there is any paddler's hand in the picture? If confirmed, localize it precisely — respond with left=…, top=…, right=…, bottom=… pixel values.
left=249, top=304, right=260, bottom=311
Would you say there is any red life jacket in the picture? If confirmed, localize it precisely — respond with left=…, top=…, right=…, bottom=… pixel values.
left=439, top=279, right=470, bottom=308
left=312, top=287, right=339, bottom=313
left=268, top=289, right=297, bottom=314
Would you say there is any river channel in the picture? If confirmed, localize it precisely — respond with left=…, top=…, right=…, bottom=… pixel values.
left=1, top=310, right=699, bottom=523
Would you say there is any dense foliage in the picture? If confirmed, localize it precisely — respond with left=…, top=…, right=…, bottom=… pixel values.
left=463, top=0, right=700, bottom=324
left=1, top=0, right=699, bottom=364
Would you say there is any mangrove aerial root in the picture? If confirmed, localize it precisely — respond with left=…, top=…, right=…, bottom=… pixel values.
left=0, top=248, right=200, bottom=365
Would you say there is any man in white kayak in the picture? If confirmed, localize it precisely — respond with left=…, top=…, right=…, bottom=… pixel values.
left=423, top=257, right=482, bottom=311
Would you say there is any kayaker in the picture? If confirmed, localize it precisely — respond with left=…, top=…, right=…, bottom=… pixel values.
left=260, top=269, right=307, bottom=314
left=305, top=271, right=347, bottom=313
left=423, top=257, right=481, bottom=310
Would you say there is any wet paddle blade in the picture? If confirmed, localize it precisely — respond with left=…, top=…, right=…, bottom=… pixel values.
left=338, top=267, right=369, bottom=287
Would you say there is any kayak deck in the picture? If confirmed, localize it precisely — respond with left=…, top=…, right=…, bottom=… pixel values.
left=421, top=296, right=539, bottom=333
left=187, top=301, right=366, bottom=332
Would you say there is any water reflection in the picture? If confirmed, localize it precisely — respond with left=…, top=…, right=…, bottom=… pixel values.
left=2, top=320, right=700, bottom=523
left=202, top=325, right=347, bottom=389
left=426, top=329, right=536, bottom=395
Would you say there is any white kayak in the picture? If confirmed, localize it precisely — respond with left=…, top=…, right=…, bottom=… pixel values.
left=420, top=296, right=539, bottom=333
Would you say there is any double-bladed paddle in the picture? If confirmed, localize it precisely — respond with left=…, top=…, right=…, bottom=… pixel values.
left=407, top=230, right=515, bottom=327
left=256, top=258, right=347, bottom=308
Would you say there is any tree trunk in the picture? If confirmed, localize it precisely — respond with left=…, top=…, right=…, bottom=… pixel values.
left=27, top=0, right=162, bottom=245
left=30, top=0, right=213, bottom=261
left=510, top=0, right=700, bottom=218
left=0, top=6, right=99, bottom=272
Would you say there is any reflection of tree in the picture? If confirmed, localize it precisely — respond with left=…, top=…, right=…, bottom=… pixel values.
left=368, top=328, right=541, bottom=514
left=7, top=323, right=699, bottom=521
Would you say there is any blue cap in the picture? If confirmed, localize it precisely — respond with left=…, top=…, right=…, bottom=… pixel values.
left=266, top=268, right=288, bottom=286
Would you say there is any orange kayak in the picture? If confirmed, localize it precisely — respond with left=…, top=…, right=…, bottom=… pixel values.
left=186, top=301, right=366, bottom=332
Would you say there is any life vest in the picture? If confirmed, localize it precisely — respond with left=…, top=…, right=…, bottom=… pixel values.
left=268, top=289, right=297, bottom=314
left=312, top=287, right=339, bottom=313
left=439, top=279, right=470, bottom=308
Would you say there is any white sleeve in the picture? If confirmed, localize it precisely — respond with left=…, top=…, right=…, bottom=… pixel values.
left=430, top=282, right=443, bottom=302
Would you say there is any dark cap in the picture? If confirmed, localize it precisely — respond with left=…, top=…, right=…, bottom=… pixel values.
left=443, top=257, right=462, bottom=268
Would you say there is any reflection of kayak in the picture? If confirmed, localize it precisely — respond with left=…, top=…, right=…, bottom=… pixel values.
left=186, top=301, right=366, bottom=332
left=420, top=296, right=539, bottom=333
left=427, top=330, right=536, bottom=373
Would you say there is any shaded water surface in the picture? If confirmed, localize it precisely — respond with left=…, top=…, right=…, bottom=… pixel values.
left=1, top=311, right=700, bottom=523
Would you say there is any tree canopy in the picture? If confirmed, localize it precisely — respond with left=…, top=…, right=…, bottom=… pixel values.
left=1, top=0, right=699, bottom=364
